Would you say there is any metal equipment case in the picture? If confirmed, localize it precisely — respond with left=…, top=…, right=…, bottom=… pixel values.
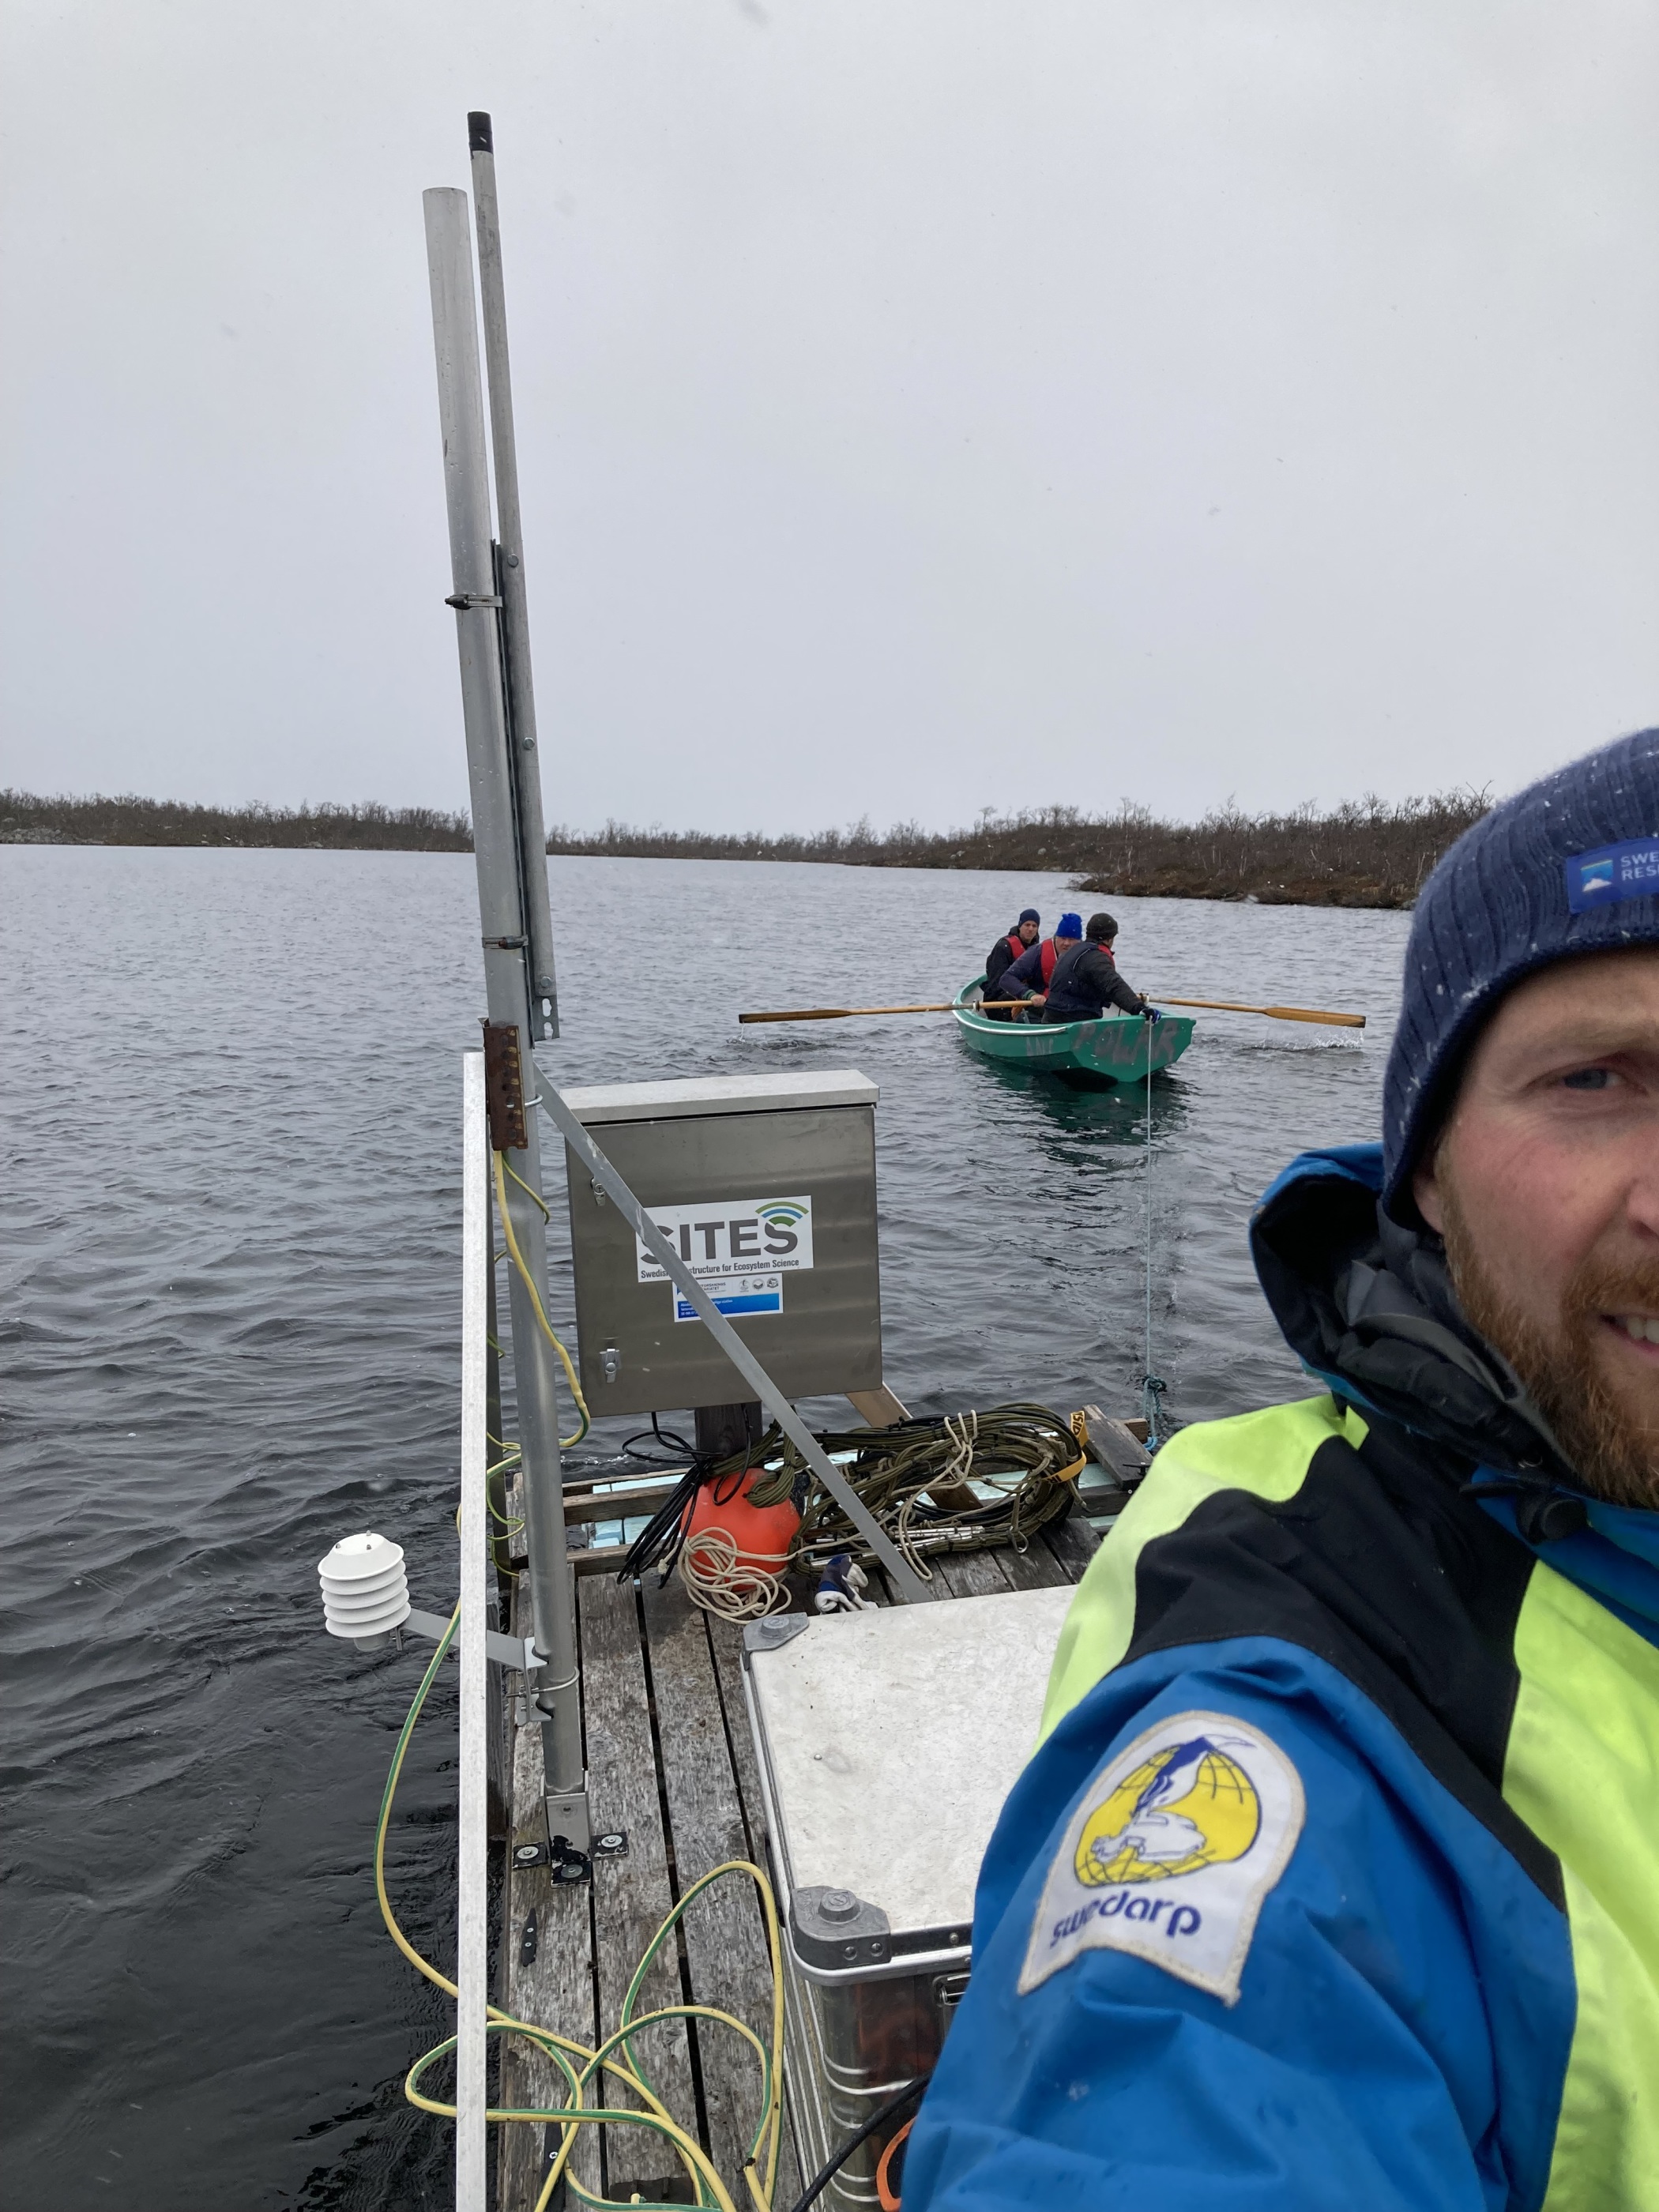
left=559, top=1070, right=882, bottom=1417
left=743, top=1587, right=1074, bottom=2209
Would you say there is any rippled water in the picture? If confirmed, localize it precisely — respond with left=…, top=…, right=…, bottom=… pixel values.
left=0, top=846, right=1409, bottom=2208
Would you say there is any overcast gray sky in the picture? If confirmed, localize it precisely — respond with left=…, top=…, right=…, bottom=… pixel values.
left=2, top=1, right=1655, bottom=831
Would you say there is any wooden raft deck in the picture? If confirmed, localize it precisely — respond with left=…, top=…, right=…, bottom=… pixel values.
left=494, top=1494, right=1110, bottom=2212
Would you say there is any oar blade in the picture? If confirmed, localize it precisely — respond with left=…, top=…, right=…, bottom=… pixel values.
left=1160, top=995, right=1365, bottom=1029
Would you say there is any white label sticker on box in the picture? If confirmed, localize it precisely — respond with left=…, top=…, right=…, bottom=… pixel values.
left=636, top=1197, right=814, bottom=1286
left=673, top=1274, right=784, bottom=1323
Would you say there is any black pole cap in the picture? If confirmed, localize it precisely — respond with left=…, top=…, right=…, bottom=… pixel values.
left=468, top=111, right=493, bottom=153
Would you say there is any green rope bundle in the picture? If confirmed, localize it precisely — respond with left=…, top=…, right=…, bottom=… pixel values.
left=710, top=1401, right=1085, bottom=1574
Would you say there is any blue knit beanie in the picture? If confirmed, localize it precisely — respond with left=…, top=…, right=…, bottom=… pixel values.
left=1383, top=728, right=1659, bottom=1217
left=1055, top=912, right=1082, bottom=939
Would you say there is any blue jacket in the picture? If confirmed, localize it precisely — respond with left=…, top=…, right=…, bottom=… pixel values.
left=901, top=1142, right=1659, bottom=2211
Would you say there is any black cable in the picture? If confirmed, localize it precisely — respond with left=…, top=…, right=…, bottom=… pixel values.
left=782, top=2077, right=928, bottom=2212
left=652, top=1410, right=696, bottom=1457
left=615, top=1417, right=698, bottom=1468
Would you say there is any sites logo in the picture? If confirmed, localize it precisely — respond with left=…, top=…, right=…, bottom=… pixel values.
left=755, top=1202, right=807, bottom=1246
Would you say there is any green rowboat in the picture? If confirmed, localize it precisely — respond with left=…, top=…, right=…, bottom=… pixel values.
left=953, top=979, right=1194, bottom=1084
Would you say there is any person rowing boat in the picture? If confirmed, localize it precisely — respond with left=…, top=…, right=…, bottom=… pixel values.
left=1040, top=912, right=1160, bottom=1024
left=995, top=912, right=1083, bottom=1014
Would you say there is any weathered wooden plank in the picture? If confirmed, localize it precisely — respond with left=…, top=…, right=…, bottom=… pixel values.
left=1041, top=1498, right=1103, bottom=1584
left=580, top=1574, right=699, bottom=2195
left=641, top=1580, right=783, bottom=2199
left=844, top=1384, right=910, bottom=1427
left=992, top=1523, right=1074, bottom=1592
left=497, top=1579, right=600, bottom=2212
left=703, top=1614, right=803, bottom=2212
left=562, top=1477, right=683, bottom=1524
left=933, top=1548, right=1011, bottom=1599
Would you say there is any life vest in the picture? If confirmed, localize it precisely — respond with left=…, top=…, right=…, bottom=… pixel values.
left=1040, top=937, right=1063, bottom=985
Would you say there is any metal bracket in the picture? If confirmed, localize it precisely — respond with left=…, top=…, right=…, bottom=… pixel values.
left=446, top=591, right=502, bottom=609
left=544, top=1783, right=592, bottom=1856
left=480, top=1021, right=529, bottom=1151
left=405, top=1605, right=538, bottom=1672
left=743, top=1615, right=811, bottom=1657
left=791, top=1885, right=892, bottom=1971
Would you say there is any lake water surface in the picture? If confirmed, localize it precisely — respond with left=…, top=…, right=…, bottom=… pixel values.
left=1, top=847, right=1409, bottom=2208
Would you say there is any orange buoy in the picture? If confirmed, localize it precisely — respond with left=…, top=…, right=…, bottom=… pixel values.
left=683, top=1469, right=800, bottom=1575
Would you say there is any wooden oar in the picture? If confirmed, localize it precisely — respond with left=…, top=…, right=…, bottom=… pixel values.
left=739, top=1002, right=1027, bottom=1021
left=1157, top=996, right=1365, bottom=1029
left=739, top=996, right=1364, bottom=1028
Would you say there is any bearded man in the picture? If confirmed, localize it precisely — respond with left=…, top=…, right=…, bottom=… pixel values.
left=903, top=732, right=1659, bottom=2211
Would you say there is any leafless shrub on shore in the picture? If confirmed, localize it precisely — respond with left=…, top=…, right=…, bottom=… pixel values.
left=546, top=792, right=1491, bottom=907
left=1072, top=790, right=1492, bottom=907
left=0, top=791, right=473, bottom=852
left=4, top=785, right=1489, bottom=907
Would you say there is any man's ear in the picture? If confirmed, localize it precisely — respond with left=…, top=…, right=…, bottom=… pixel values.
left=1413, top=1141, right=1446, bottom=1235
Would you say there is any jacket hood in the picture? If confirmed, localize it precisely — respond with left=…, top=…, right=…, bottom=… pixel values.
left=1249, top=1144, right=1571, bottom=1481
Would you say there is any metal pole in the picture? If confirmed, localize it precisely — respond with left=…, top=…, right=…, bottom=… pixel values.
left=456, top=1051, right=490, bottom=2212
left=423, top=186, right=588, bottom=1845
left=468, top=111, right=560, bottom=1043
left=532, top=1070, right=935, bottom=1602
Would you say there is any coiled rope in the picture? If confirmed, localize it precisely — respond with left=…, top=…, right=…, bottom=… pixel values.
left=677, top=1528, right=792, bottom=1622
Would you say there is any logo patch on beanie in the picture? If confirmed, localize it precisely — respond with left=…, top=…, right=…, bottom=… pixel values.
left=1565, top=839, right=1659, bottom=914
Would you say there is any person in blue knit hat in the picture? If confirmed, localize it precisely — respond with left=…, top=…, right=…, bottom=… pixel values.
left=995, top=909, right=1085, bottom=1012
left=904, top=730, right=1659, bottom=2211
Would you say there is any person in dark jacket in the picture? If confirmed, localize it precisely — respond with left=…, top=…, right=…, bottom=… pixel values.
left=1041, top=912, right=1157, bottom=1021
left=983, top=908, right=1041, bottom=1017
left=902, top=728, right=1659, bottom=2212
left=999, top=912, right=1083, bottom=1012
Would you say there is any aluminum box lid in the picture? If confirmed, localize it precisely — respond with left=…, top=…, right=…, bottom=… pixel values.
left=556, top=1070, right=878, bottom=1125
left=745, top=1587, right=1072, bottom=1957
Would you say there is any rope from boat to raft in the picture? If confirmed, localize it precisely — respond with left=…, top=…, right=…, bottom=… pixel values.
left=1140, top=1045, right=1166, bottom=1449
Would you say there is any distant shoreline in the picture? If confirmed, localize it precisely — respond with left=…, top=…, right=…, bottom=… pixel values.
left=2, top=788, right=1486, bottom=908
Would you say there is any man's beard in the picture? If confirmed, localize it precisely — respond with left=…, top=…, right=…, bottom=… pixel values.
left=1440, top=1186, right=1659, bottom=1510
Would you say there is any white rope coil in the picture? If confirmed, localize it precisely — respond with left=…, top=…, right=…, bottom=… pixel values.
left=677, top=1528, right=792, bottom=1622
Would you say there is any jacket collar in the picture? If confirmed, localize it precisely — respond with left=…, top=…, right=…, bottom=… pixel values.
left=1251, top=1143, right=1563, bottom=1475
left=1251, top=1142, right=1659, bottom=1635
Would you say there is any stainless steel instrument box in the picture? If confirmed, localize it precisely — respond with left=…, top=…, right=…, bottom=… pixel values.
left=743, top=1588, right=1073, bottom=2210
left=558, top=1070, right=883, bottom=1416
